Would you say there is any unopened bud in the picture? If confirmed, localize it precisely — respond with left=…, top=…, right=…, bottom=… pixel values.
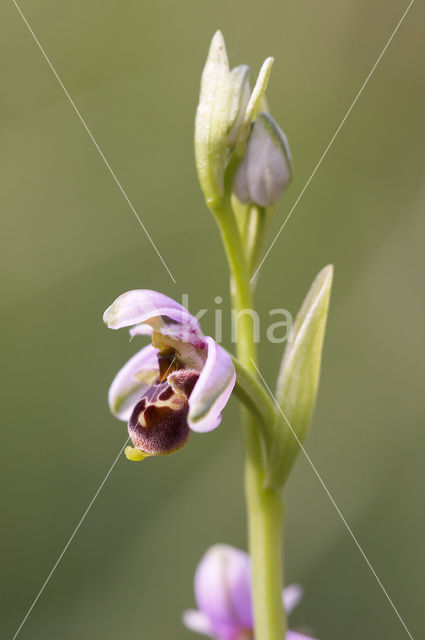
left=195, top=31, right=232, bottom=205
left=233, top=112, right=292, bottom=207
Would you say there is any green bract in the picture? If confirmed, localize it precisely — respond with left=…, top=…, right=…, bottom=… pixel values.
left=235, top=57, right=274, bottom=155
left=227, top=64, right=251, bottom=145
left=268, top=265, right=334, bottom=488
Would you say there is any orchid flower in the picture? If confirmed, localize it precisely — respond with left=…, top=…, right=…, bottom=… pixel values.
left=183, top=545, right=317, bottom=640
left=103, top=290, right=236, bottom=461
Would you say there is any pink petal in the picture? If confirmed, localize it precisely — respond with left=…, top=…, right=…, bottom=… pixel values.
left=108, top=345, right=159, bottom=421
left=182, top=609, right=214, bottom=637
left=283, top=584, right=303, bottom=615
left=194, top=545, right=253, bottom=637
left=188, top=337, right=236, bottom=433
left=103, top=290, right=204, bottom=347
left=129, top=324, right=153, bottom=337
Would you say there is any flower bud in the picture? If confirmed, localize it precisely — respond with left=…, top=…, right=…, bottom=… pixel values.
left=233, top=112, right=292, bottom=207
left=195, top=33, right=277, bottom=208
left=195, top=31, right=232, bottom=205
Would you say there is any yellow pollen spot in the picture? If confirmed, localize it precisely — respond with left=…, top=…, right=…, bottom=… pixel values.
left=152, top=331, right=168, bottom=349
left=134, top=369, right=158, bottom=385
left=125, top=446, right=147, bottom=462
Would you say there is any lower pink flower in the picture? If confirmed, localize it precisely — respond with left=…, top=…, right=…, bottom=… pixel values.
left=183, top=545, right=317, bottom=640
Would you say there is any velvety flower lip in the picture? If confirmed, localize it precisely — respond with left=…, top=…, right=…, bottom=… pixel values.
left=183, top=545, right=317, bottom=640
left=105, top=290, right=235, bottom=458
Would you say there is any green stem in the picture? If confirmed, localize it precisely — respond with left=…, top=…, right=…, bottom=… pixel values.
left=245, top=442, right=286, bottom=640
left=212, top=198, right=286, bottom=640
left=231, top=354, right=276, bottom=449
left=245, top=206, right=273, bottom=280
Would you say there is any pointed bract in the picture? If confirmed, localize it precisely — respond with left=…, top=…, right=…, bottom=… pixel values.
left=243, top=58, right=274, bottom=131
left=227, top=65, right=251, bottom=145
left=234, top=57, right=274, bottom=156
left=269, top=265, right=333, bottom=487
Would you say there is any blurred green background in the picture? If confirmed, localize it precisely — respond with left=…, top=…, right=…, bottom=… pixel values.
left=1, top=1, right=424, bottom=638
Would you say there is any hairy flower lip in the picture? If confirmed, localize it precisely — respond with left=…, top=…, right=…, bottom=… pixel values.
left=127, top=377, right=194, bottom=457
